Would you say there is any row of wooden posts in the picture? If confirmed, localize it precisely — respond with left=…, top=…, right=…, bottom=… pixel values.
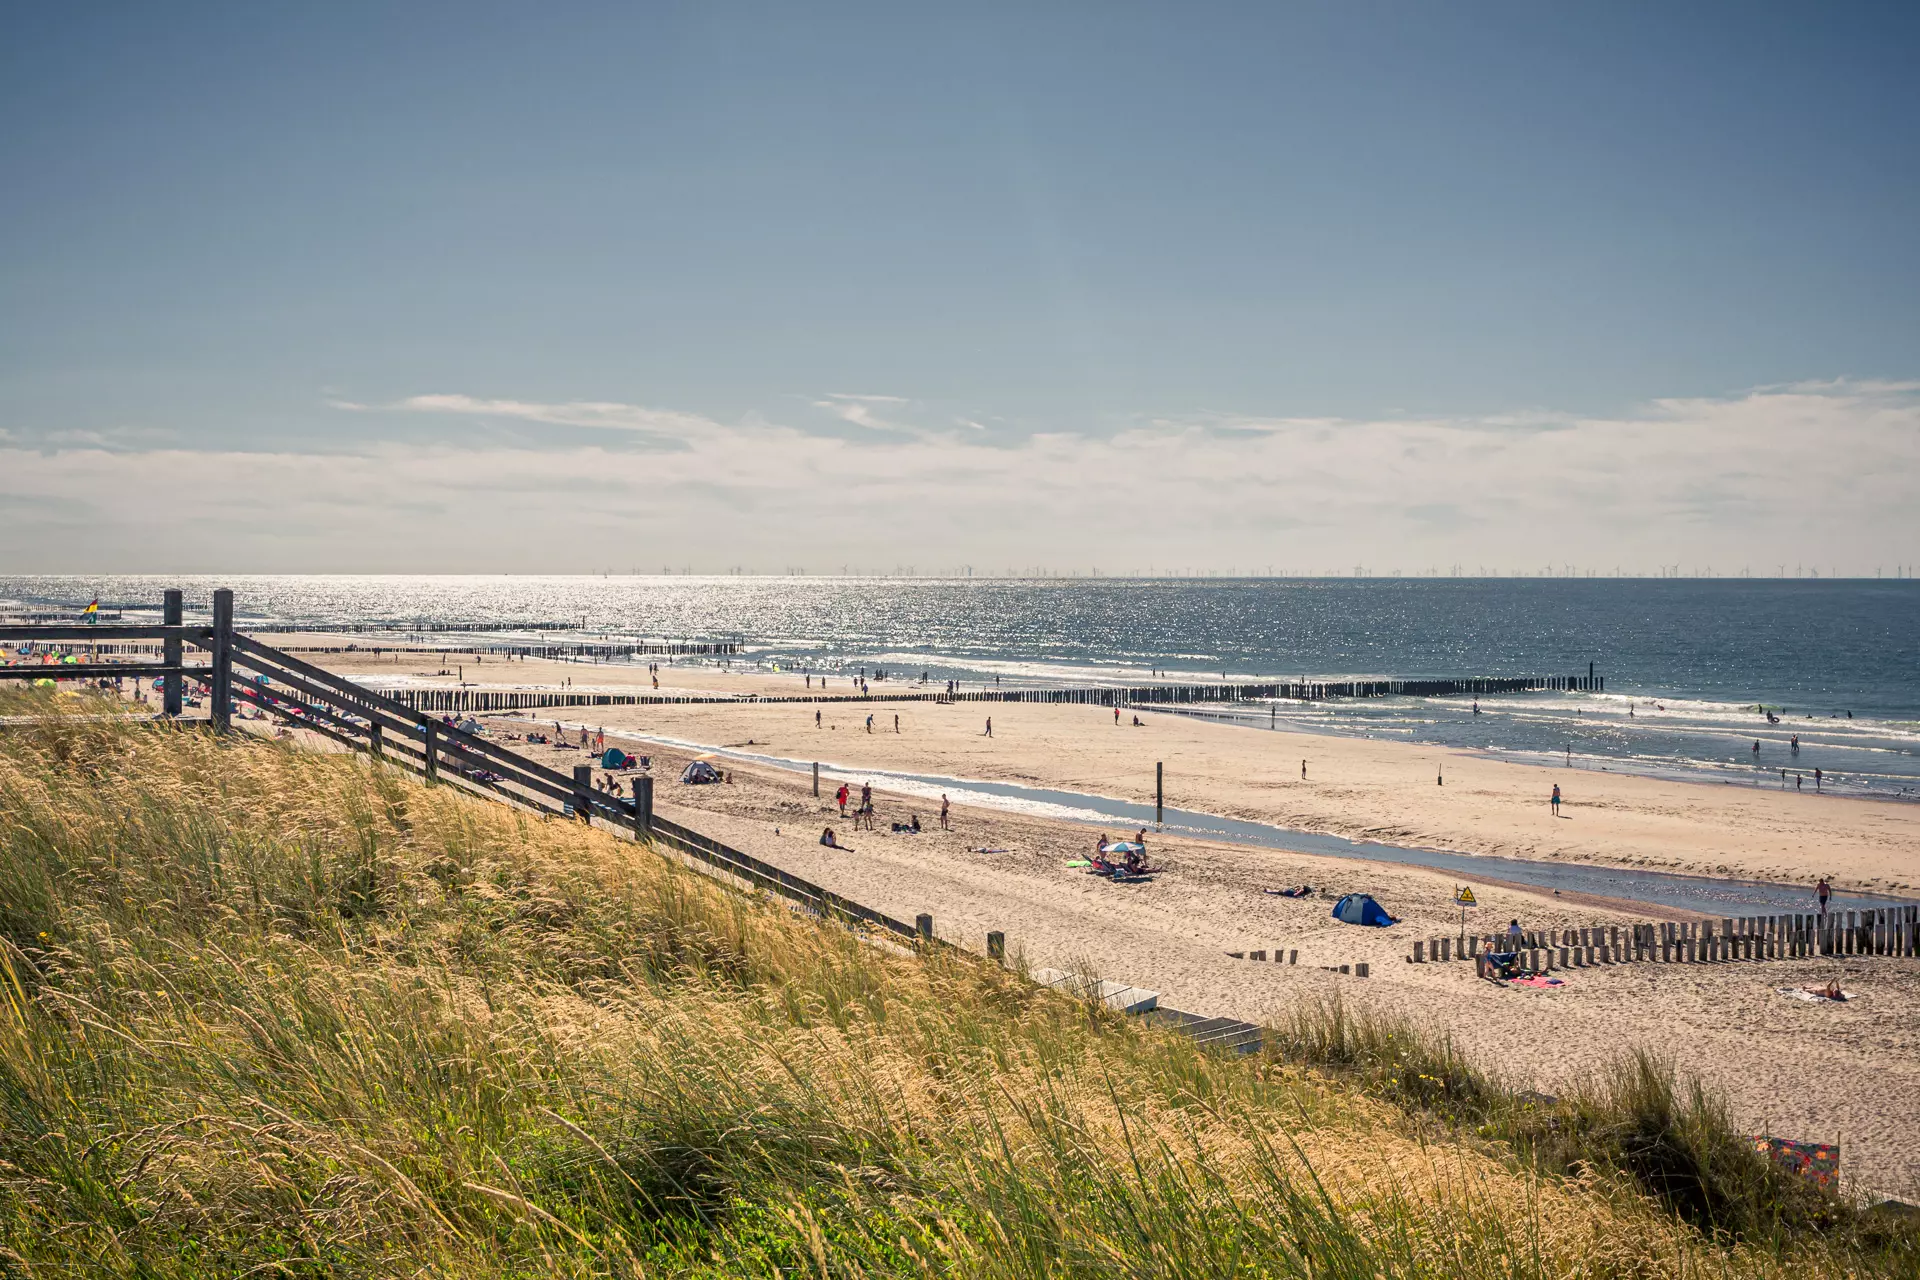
left=1226, top=948, right=1372, bottom=978
left=389, top=670, right=1603, bottom=715
left=1410, top=907, right=1920, bottom=968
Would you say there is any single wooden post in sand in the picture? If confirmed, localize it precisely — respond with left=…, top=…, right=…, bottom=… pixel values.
left=162, top=588, right=183, bottom=716
left=1529, top=948, right=1542, bottom=971
left=422, top=721, right=439, bottom=782
left=987, top=931, right=1005, bottom=963
left=1289, top=949, right=1298, bottom=965
left=369, top=721, right=384, bottom=759
left=916, top=913, right=933, bottom=945
left=812, top=761, right=820, bottom=797
left=1413, top=941, right=1425, bottom=963
left=572, top=765, right=592, bottom=822
left=1338, top=964, right=1350, bottom=974
left=1155, top=761, right=1163, bottom=826
left=1251, top=949, right=1267, bottom=961
left=1441, top=937, right=1452, bottom=962
left=1355, top=962, right=1369, bottom=978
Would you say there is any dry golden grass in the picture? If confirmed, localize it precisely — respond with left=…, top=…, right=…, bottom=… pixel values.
left=0, top=695, right=1891, bottom=1276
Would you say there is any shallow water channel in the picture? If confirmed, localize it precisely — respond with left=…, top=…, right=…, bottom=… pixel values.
left=591, top=728, right=1914, bottom=917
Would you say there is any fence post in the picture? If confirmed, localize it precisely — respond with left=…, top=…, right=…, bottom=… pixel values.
left=1156, top=761, right=1163, bottom=826
left=632, top=774, right=653, bottom=836
left=209, top=589, right=233, bottom=731
left=573, top=765, right=592, bottom=821
left=422, top=720, right=439, bottom=782
left=813, top=761, right=820, bottom=797
left=916, top=913, right=933, bottom=945
left=370, top=721, right=383, bottom=759
left=987, top=930, right=1005, bottom=963
left=162, top=589, right=183, bottom=716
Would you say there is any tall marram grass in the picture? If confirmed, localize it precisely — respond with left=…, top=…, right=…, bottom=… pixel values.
left=0, top=691, right=1897, bottom=1277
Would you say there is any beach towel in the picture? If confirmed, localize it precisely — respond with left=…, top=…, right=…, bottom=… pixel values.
left=1778, top=986, right=1851, bottom=1003
left=1754, top=1136, right=1840, bottom=1187
left=1063, top=859, right=1091, bottom=868
left=1510, top=975, right=1564, bottom=988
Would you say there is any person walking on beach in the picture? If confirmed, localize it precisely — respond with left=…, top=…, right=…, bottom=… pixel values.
left=1301, top=759, right=1307, bottom=780
left=1114, top=707, right=1120, bottom=725
left=940, top=793, right=950, bottom=830
left=815, top=709, right=821, bottom=728
left=1817, top=877, right=1831, bottom=916
left=984, top=717, right=993, bottom=737
left=893, top=713, right=899, bottom=733
left=1815, top=767, right=1822, bottom=790
left=836, top=783, right=848, bottom=816
left=865, top=714, right=873, bottom=734
left=1550, top=784, right=1561, bottom=816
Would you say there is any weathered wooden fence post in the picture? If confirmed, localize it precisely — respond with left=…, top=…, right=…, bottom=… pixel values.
left=572, top=765, right=592, bottom=821
left=812, top=761, right=820, bottom=797
left=631, top=774, right=653, bottom=836
left=421, top=720, right=439, bottom=782
left=209, top=589, right=233, bottom=731
left=162, top=588, right=183, bottom=716
left=1156, top=761, right=1163, bottom=826
left=916, top=913, right=934, bottom=946
left=987, top=930, right=1005, bottom=962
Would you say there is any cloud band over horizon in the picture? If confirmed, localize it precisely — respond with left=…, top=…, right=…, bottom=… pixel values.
left=3, top=380, right=1915, bottom=575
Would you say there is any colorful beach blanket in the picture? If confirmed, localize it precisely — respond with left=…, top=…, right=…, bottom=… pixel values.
left=1510, top=976, right=1565, bottom=988
left=1754, top=1136, right=1840, bottom=1186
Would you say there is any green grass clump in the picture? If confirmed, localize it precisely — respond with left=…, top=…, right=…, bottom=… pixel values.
left=0, top=709, right=1885, bottom=1276
left=1268, top=996, right=1917, bottom=1268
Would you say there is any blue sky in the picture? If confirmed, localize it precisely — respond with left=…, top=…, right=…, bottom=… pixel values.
left=2, top=2, right=1916, bottom=572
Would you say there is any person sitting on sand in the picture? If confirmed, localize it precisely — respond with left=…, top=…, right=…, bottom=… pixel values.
left=909, top=813, right=921, bottom=833
left=821, top=827, right=840, bottom=849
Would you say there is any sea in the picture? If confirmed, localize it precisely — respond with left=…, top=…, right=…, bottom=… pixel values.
left=5, top=575, right=1918, bottom=800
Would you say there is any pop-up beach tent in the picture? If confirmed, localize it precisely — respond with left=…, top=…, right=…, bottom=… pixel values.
left=1331, top=893, right=1396, bottom=927
left=679, top=760, right=723, bottom=785
left=601, top=748, right=635, bottom=769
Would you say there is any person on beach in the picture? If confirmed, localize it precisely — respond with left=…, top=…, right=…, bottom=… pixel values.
left=1817, top=877, right=1831, bottom=915
left=985, top=717, right=993, bottom=737
left=1550, top=784, right=1561, bottom=816
left=821, top=827, right=844, bottom=849
left=1507, top=920, right=1524, bottom=950
left=836, top=783, right=849, bottom=816
left=1301, top=759, right=1307, bottom=780
left=1753, top=741, right=1760, bottom=760
left=860, top=782, right=871, bottom=813
left=815, top=709, right=821, bottom=728
left=1815, top=767, right=1822, bottom=790
left=1795, top=773, right=1802, bottom=790
left=1115, top=707, right=1121, bottom=724
left=940, top=793, right=951, bottom=830
left=894, top=713, right=900, bottom=733
left=866, top=714, right=873, bottom=734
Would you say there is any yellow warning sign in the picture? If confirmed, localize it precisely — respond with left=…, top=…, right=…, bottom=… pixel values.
left=1454, top=886, right=1477, bottom=907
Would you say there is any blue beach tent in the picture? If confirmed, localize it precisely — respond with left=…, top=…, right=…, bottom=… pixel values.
left=601, top=748, right=634, bottom=769
left=1330, top=893, right=1396, bottom=927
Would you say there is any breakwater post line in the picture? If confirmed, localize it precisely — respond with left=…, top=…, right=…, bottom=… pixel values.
left=384, top=669, right=1605, bottom=715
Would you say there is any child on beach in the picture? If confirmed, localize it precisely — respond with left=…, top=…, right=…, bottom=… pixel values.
left=1550, top=784, right=1561, bottom=816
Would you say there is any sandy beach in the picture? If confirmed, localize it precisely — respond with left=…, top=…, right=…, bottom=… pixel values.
left=258, top=643, right=1920, bottom=1195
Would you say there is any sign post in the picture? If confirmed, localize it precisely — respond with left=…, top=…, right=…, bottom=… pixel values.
left=1454, top=885, right=1477, bottom=945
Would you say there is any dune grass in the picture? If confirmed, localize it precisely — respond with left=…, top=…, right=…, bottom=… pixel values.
left=0, top=695, right=1899, bottom=1276
left=1268, top=985, right=1917, bottom=1266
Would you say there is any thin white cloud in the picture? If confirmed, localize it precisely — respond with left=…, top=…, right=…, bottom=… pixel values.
left=338, top=393, right=723, bottom=437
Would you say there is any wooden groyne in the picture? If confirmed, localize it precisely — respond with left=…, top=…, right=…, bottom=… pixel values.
left=386, top=670, right=1604, bottom=715
left=1409, top=909, right=1919, bottom=970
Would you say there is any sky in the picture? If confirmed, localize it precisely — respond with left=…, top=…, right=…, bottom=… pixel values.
left=1, top=1, right=1917, bottom=575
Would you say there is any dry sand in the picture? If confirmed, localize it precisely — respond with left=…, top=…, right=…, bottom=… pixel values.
left=279, top=643, right=1920, bottom=1195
